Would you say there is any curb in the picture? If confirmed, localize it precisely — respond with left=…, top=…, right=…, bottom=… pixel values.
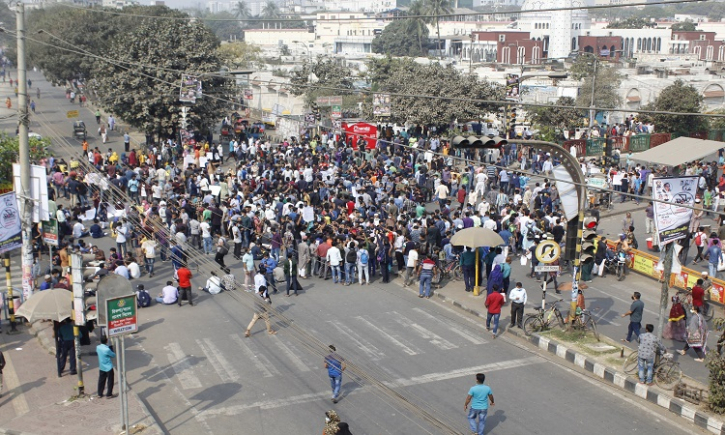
left=428, top=286, right=724, bottom=434
left=0, top=428, right=42, bottom=435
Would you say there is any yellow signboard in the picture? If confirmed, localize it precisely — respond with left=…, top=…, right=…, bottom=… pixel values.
left=66, top=110, right=79, bottom=119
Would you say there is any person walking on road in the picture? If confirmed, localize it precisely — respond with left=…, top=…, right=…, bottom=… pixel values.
left=509, top=282, right=527, bottom=329
left=245, top=271, right=277, bottom=337
left=97, top=336, right=116, bottom=398
left=708, top=239, right=722, bottom=279
left=679, top=305, right=708, bottom=362
left=485, top=286, right=505, bottom=338
left=621, top=291, right=644, bottom=343
left=282, top=252, right=301, bottom=297
left=637, top=324, right=664, bottom=385
left=324, top=344, right=346, bottom=404
left=464, top=373, right=495, bottom=435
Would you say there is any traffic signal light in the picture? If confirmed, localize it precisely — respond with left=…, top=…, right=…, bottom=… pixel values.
left=310, top=103, right=321, bottom=121
left=451, top=135, right=507, bottom=149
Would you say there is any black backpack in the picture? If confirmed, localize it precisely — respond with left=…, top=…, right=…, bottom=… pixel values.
left=346, top=248, right=357, bottom=264
left=137, top=290, right=151, bottom=308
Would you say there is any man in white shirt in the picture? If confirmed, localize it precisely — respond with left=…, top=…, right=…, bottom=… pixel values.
left=72, top=220, right=89, bottom=238
left=404, top=247, right=419, bottom=287
left=509, top=282, right=528, bottom=328
left=326, top=243, right=343, bottom=284
left=200, top=271, right=223, bottom=295
left=115, top=219, right=129, bottom=257
left=114, top=263, right=130, bottom=279
left=435, top=183, right=449, bottom=210
left=156, top=281, right=178, bottom=305
left=127, top=260, right=141, bottom=279
left=200, top=219, right=212, bottom=255
left=141, top=238, right=157, bottom=277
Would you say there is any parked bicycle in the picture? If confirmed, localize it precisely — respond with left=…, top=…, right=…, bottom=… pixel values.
left=570, top=309, right=600, bottom=341
left=622, top=351, right=683, bottom=390
left=431, top=257, right=462, bottom=287
left=677, top=288, right=714, bottom=322
left=523, top=299, right=566, bottom=336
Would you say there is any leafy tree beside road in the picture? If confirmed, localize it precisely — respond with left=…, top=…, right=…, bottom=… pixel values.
left=0, top=134, right=50, bottom=185
left=372, top=19, right=430, bottom=57
left=641, top=79, right=708, bottom=134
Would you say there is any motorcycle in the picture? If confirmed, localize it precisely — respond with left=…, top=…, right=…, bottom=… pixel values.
left=603, top=252, right=627, bottom=281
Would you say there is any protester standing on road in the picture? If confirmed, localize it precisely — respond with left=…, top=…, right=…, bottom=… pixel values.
left=417, top=255, right=435, bottom=299
left=621, top=291, right=644, bottom=343
left=283, top=253, right=301, bottom=297
left=176, top=263, right=193, bottom=306
left=464, top=373, right=495, bottom=435
left=509, top=282, right=527, bottom=329
left=324, top=344, right=346, bottom=404
left=637, top=324, right=664, bottom=385
left=56, top=319, right=77, bottom=377
left=708, top=239, right=722, bottom=278
left=97, top=336, right=116, bottom=398
left=245, top=272, right=276, bottom=337
left=485, top=287, right=505, bottom=339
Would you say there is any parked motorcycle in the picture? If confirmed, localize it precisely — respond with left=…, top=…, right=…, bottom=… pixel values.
left=603, top=252, right=627, bottom=281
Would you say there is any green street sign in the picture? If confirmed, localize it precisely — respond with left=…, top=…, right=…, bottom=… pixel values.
left=106, top=295, right=138, bottom=337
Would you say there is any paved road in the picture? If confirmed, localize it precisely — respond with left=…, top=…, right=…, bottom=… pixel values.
left=1, top=71, right=709, bottom=434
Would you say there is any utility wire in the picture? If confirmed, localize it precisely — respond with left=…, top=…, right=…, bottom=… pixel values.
left=24, top=32, right=725, bottom=120
left=54, top=0, right=708, bottom=22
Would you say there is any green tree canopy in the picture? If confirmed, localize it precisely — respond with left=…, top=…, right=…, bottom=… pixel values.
left=216, top=41, right=264, bottom=70
left=204, top=11, right=243, bottom=41
left=372, top=19, right=429, bottom=57
left=530, top=97, right=583, bottom=130
left=643, top=79, right=707, bottom=134
left=571, top=54, right=622, bottom=110
left=606, top=17, right=656, bottom=29
left=233, top=1, right=251, bottom=19
left=91, top=20, right=235, bottom=136
left=367, top=57, right=502, bottom=124
left=671, top=21, right=698, bottom=32
left=288, top=57, right=356, bottom=109
left=0, top=134, right=51, bottom=185
left=420, top=0, right=453, bottom=58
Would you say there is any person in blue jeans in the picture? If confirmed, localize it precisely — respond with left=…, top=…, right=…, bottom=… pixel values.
left=621, top=291, right=644, bottom=343
left=324, top=345, right=346, bottom=404
left=464, top=373, right=495, bottom=435
left=708, top=240, right=722, bottom=279
left=418, top=256, right=435, bottom=298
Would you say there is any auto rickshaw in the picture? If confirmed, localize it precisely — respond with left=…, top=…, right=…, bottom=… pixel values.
left=73, top=121, right=87, bottom=140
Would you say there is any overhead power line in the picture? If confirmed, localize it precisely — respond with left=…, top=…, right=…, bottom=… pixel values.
left=55, top=0, right=707, bottom=22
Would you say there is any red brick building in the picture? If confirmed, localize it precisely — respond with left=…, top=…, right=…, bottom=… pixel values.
left=671, top=31, right=725, bottom=61
left=577, top=36, right=623, bottom=60
left=470, top=31, right=545, bottom=64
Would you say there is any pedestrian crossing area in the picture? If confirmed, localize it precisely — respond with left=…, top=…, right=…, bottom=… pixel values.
left=156, top=309, right=493, bottom=392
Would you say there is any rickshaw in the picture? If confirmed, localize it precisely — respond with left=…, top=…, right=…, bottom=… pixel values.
left=73, top=121, right=87, bottom=140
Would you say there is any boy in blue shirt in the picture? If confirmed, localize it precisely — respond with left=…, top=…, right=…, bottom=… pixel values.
left=464, top=373, right=495, bottom=435
left=97, top=336, right=116, bottom=398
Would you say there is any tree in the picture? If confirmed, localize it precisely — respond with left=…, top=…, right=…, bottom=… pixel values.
left=671, top=21, right=698, bottom=32
left=216, top=41, right=264, bottom=70
left=233, top=1, right=251, bottom=19
left=367, top=57, right=502, bottom=124
left=408, top=1, right=430, bottom=55
left=421, top=0, right=453, bottom=59
left=644, top=79, right=707, bottom=134
left=606, top=17, right=656, bottom=29
left=261, top=1, right=280, bottom=29
left=204, top=11, right=243, bottom=41
left=530, top=97, right=583, bottom=131
left=288, top=57, right=355, bottom=108
left=0, top=134, right=51, bottom=185
left=91, top=20, right=235, bottom=138
left=571, top=54, right=622, bottom=111
left=372, top=19, right=429, bottom=57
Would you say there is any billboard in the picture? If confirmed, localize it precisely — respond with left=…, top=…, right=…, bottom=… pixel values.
left=179, top=75, right=202, bottom=104
left=342, top=122, right=377, bottom=150
left=372, top=93, right=391, bottom=117
left=12, top=163, right=49, bottom=222
left=0, top=192, right=21, bottom=255
left=652, top=176, right=697, bottom=245
left=243, top=89, right=253, bottom=100
left=505, top=74, right=519, bottom=100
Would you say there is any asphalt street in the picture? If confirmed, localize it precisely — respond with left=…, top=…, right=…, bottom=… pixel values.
left=0, top=71, right=710, bottom=434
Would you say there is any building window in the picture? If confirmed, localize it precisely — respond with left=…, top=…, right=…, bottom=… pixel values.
left=517, top=46, right=526, bottom=64
left=719, top=45, right=725, bottom=61
left=572, top=37, right=576, bottom=51
left=637, top=38, right=641, bottom=50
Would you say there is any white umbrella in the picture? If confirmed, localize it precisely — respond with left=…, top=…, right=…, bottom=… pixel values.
left=16, top=289, right=72, bottom=322
left=450, top=227, right=504, bottom=248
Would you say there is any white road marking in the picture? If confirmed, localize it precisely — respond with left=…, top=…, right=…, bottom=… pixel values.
left=3, top=350, right=29, bottom=416
left=270, top=335, right=310, bottom=372
left=411, top=307, right=487, bottom=345
left=355, top=315, right=421, bottom=356
left=392, top=312, right=458, bottom=350
left=196, top=338, right=240, bottom=383
left=230, top=333, right=280, bottom=378
left=165, top=342, right=202, bottom=389
left=200, top=356, right=543, bottom=417
left=327, top=321, right=385, bottom=360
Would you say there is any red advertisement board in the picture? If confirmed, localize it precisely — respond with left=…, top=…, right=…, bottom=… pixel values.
left=342, top=122, right=377, bottom=150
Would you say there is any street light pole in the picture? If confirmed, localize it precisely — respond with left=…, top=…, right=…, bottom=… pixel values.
left=588, top=57, right=597, bottom=130
left=16, top=2, right=33, bottom=299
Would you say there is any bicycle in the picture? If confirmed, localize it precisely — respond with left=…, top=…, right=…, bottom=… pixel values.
left=523, top=299, right=566, bottom=336
left=677, top=288, right=715, bottom=321
left=622, top=351, right=683, bottom=390
left=570, top=309, right=600, bottom=341
left=431, top=257, right=462, bottom=286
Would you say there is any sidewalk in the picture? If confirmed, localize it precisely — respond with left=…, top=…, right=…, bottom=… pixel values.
left=0, top=322, right=163, bottom=435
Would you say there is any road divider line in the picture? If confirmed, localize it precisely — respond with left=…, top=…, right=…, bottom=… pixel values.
left=165, top=342, right=202, bottom=390
left=392, top=312, right=458, bottom=350
left=354, top=315, right=420, bottom=356
left=199, top=356, right=543, bottom=416
left=197, top=338, right=240, bottom=383
left=411, top=307, right=487, bottom=345
left=327, top=321, right=385, bottom=360
left=270, top=335, right=310, bottom=372
left=230, top=333, right=280, bottom=378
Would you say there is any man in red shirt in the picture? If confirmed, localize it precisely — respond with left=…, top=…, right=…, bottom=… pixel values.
left=692, top=279, right=705, bottom=310
left=485, top=286, right=505, bottom=339
left=176, top=264, right=194, bottom=307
